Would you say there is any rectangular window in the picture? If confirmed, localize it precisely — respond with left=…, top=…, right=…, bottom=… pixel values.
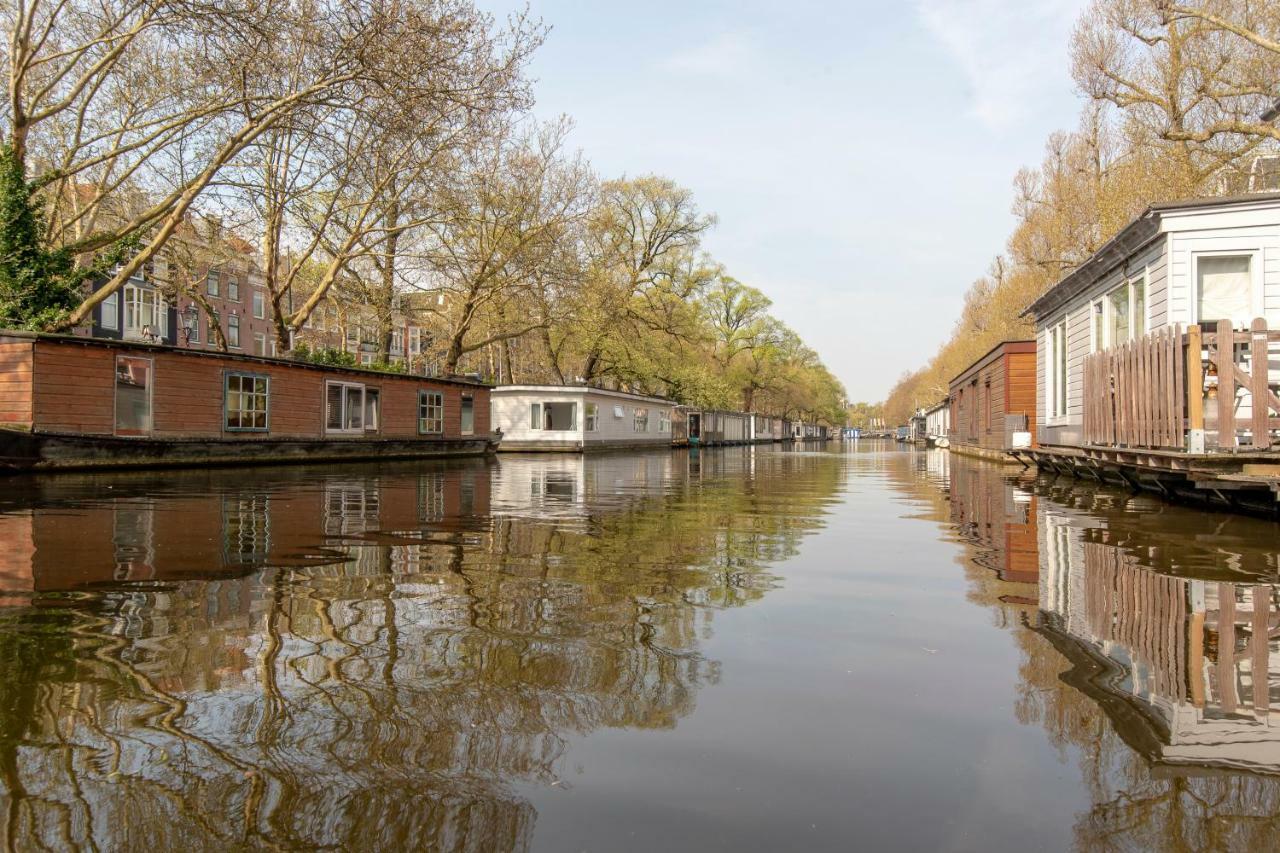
left=225, top=373, right=269, bottom=431
left=659, top=410, right=671, bottom=433
left=253, top=332, right=266, bottom=356
left=101, top=291, right=119, bottom=331
left=363, top=388, right=380, bottom=431
left=460, top=394, right=474, bottom=435
left=326, top=381, right=379, bottom=433
left=408, top=327, right=422, bottom=354
left=206, top=270, right=219, bottom=297
left=1107, top=283, right=1130, bottom=345
left=390, top=330, right=404, bottom=356
left=114, top=356, right=153, bottom=435
left=187, top=310, right=200, bottom=344
left=227, top=277, right=239, bottom=302
left=634, top=407, right=649, bottom=432
left=418, top=391, right=444, bottom=434
left=1197, top=255, right=1252, bottom=328
left=123, top=285, right=166, bottom=340
left=1131, top=275, right=1146, bottom=337
left=1047, top=322, right=1067, bottom=419
left=253, top=289, right=265, bottom=319
left=1091, top=300, right=1103, bottom=352
left=530, top=402, right=542, bottom=429
left=227, top=314, right=240, bottom=348
left=585, top=402, right=598, bottom=432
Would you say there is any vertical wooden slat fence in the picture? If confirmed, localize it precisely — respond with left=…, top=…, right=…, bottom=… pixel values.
left=1083, top=325, right=1185, bottom=449
left=1082, top=318, right=1280, bottom=451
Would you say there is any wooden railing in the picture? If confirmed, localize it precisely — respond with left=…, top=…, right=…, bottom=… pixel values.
left=1082, top=318, right=1280, bottom=452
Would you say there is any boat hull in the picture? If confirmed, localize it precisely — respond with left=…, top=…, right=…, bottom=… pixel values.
left=0, top=428, right=499, bottom=473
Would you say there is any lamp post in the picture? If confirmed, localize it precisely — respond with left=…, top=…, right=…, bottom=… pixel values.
left=180, top=304, right=200, bottom=345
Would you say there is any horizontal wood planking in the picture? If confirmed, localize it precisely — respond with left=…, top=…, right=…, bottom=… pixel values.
left=29, top=338, right=490, bottom=440
left=0, top=341, right=34, bottom=426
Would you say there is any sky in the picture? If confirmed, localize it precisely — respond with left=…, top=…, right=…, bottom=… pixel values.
left=477, top=0, right=1090, bottom=402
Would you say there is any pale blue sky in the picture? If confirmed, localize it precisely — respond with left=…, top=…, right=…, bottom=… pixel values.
left=478, top=0, right=1089, bottom=401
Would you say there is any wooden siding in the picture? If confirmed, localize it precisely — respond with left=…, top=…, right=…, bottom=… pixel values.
left=27, top=337, right=489, bottom=440
left=948, top=342, right=1036, bottom=452
left=0, top=340, right=33, bottom=429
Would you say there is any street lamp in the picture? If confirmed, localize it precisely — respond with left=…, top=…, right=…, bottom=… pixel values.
left=180, top=304, right=200, bottom=345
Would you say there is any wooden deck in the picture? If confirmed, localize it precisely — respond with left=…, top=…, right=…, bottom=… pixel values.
left=1027, top=318, right=1280, bottom=515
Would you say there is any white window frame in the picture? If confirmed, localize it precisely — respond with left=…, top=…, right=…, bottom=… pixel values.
left=206, top=270, right=219, bottom=297
left=123, top=284, right=167, bottom=340
left=659, top=410, right=671, bottom=433
left=584, top=402, right=599, bottom=432
left=1190, top=250, right=1260, bottom=329
left=1089, top=298, right=1104, bottom=353
left=253, top=332, right=266, bottom=356
left=113, top=355, right=154, bottom=436
left=1046, top=321, right=1068, bottom=421
left=325, top=380, right=380, bottom=434
left=460, top=394, right=475, bottom=435
left=227, top=313, right=240, bottom=348
left=227, top=276, right=240, bottom=303
left=100, top=290, right=119, bottom=331
left=633, top=407, right=649, bottom=432
left=252, top=289, right=266, bottom=319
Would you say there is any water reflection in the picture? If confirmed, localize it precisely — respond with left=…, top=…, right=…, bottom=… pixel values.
left=939, top=455, right=1280, bottom=848
left=0, top=449, right=842, bottom=851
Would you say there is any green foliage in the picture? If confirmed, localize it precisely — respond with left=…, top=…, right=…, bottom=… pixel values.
left=0, top=145, right=137, bottom=331
left=291, top=342, right=406, bottom=374
left=291, top=343, right=357, bottom=367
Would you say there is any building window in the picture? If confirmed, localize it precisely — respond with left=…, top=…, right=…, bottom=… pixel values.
left=227, top=314, right=240, bottom=348
left=408, top=327, right=422, bottom=355
left=114, top=356, right=153, bottom=435
left=1196, top=255, right=1252, bottom=328
left=390, top=330, right=404, bottom=356
left=325, top=381, right=378, bottom=433
left=206, top=270, right=219, bottom=297
left=529, top=401, right=575, bottom=430
left=659, top=410, right=671, bottom=433
left=634, top=407, right=649, bottom=432
left=123, top=285, right=166, bottom=340
left=460, top=394, right=474, bottom=435
left=1090, top=300, right=1103, bottom=352
left=1047, top=321, right=1067, bottom=419
left=100, top=291, right=119, bottom=331
left=225, top=372, right=269, bottom=431
left=253, top=289, right=266, bottom=319
left=253, top=332, right=266, bottom=356
left=585, top=402, right=598, bottom=432
left=418, top=391, right=444, bottom=434
left=227, top=276, right=239, bottom=302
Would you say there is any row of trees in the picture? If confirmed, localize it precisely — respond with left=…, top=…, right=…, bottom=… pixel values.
left=883, top=0, right=1280, bottom=424
left=0, top=0, right=846, bottom=423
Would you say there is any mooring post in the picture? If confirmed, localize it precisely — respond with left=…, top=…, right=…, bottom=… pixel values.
left=1186, top=324, right=1205, bottom=453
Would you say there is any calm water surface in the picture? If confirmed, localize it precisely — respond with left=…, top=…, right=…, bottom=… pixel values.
left=1, top=442, right=1279, bottom=851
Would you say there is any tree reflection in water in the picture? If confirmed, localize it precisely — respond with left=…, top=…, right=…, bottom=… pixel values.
left=0, top=449, right=842, bottom=851
left=932, top=453, right=1280, bottom=850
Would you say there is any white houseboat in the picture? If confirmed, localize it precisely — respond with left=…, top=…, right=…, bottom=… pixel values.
left=489, top=385, right=675, bottom=452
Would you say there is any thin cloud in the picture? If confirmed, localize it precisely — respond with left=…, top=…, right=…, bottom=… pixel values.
left=915, top=0, right=1085, bottom=130
left=658, top=31, right=758, bottom=78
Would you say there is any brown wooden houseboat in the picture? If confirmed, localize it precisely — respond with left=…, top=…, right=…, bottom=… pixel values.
left=948, top=341, right=1037, bottom=462
left=0, top=331, right=495, bottom=472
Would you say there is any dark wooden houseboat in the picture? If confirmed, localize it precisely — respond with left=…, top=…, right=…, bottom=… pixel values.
left=0, top=331, right=496, bottom=472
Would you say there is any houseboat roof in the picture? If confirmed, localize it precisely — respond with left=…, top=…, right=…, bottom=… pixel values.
left=948, top=340, right=1035, bottom=389
left=923, top=399, right=949, bottom=415
left=490, top=384, right=675, bottom=405
left=0, top=330, right=493, bottom=388
left=1025, top=191, right=1280, bottom=321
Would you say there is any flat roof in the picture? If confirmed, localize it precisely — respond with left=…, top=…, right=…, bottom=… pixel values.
left=0, top=330, right=492, bottom=388
left=491, top=384, right=675, bottom=406
left=1025, top=192, right=1280, bottom=320
left=948, top=340, right=1035, bottom=389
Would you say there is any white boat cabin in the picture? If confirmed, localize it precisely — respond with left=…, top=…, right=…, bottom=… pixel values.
left=490, top=385, right=675, bottom=452
left=1027, top=192, right=1280, bottom=449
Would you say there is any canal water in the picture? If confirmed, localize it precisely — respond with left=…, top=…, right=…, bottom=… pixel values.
left=1, top=442, right=1279, bottom=851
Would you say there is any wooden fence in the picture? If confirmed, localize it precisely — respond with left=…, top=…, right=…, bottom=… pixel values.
left=1082, top=318, right=1280, bottom=452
